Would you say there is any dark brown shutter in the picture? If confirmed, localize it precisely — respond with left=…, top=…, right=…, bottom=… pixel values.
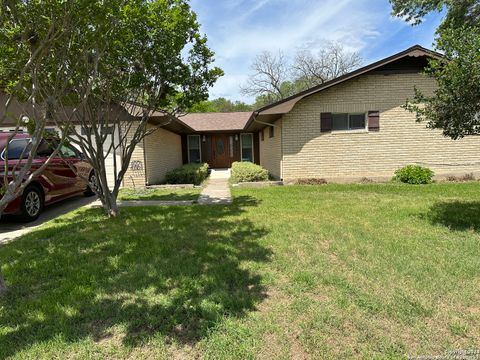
left=368, top=111, right=380, bottom=131
left=320, top=112, right=333, bottom=132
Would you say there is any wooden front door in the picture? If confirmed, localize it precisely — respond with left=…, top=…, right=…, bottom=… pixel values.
left=210, top=134, right=231, bottom=168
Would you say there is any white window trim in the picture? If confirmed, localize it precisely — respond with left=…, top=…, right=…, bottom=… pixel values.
left=229, top=135, right=234, bottom=158
left=240, top=133, right=254, bottom=163
left=187, top=134, right=202, bottom=164
left=331, top=113, right=368, bottom=134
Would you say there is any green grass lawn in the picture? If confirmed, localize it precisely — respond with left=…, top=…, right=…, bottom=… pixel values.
left=0, top=183, right=479, bottom=359
left=118, top=187, right=201, bottom=201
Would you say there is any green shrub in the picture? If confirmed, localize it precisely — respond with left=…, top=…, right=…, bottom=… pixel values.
left=230, top=162, right=269, bottom=183
left=165, top=163, right=209, bottom=185
left=394, top=165, right=434, bottom=184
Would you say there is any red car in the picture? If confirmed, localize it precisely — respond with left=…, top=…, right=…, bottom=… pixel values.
left=0, top=132, right=95, bottom=222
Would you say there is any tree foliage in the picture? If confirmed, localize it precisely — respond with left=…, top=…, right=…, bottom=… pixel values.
left=390, top=0, right=480, bottom=28
left=189, top=97, right=253, bottom=112
left=405, top=26, right=480, bottom=139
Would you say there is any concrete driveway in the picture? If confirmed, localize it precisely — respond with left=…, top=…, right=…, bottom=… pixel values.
left=0, top=195, right=97, bottom=244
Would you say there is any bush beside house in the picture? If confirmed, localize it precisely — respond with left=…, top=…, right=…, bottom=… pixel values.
left=230, top=162, right=269, bottom=183
left=394, top=165, right=434, bottom=184
left=165, top=163, right=209, bottom=185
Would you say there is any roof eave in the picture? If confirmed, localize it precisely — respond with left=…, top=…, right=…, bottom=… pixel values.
left=253, top=45, right=443, bottom=117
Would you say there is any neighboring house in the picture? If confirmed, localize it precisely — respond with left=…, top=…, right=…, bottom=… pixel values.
left=2, top=45, right=480, bottom=188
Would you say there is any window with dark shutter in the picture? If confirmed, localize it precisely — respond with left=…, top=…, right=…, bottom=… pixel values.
left=260, top=129, right=264, bottom=141
left=269, top=126, right=274, bottom=138
left=320, top=112, right=333, bottom=132
left=368, top=111, right=380, bottom=131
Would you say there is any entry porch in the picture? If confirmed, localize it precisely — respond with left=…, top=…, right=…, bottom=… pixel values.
left=181, top=132, right=260, bottom=168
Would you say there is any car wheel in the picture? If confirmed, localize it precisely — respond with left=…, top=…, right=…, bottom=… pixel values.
left=20, top=185, right=44, bottom=222
left=84, top=172, right=97, bottom=197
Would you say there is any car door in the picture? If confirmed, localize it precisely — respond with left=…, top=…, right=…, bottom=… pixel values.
left=38, top=140, right=80, bottom=200
left=60, top=143, right=90, bottom=193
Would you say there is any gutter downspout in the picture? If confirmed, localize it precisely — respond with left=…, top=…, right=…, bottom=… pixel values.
left=251, top=112, right=284, bottom=181
left=251, top=112, right=280, bottom=128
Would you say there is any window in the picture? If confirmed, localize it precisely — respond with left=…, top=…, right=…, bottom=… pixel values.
left=241, top=133, right=254, bottom=162
left=187, top=135, right=201, bottom=163
left=60, top=144, right=79, bottom=158
left=260, top=129, right=264, bottom=141
left=1, top=138, right=32, bottom=160
left=269, top=126, right=274, bottom=138
left=102, top=126, right=114, bottom=135
left=36, top=140, right=55, bottom=158
left=332, top=113, right=366, bottom=131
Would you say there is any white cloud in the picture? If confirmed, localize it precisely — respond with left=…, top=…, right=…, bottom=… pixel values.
left=216, top=0, right=359, bottom=58
left=209, top=74, right=250, bottom=100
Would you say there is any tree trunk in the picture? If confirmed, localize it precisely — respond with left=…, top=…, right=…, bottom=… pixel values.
left=0, top=273, right=7, bottom=295
left=102, top=192, right=120, bottom=217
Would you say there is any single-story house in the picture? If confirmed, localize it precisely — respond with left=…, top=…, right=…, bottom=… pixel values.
left=124, top=44, right=480, bottom=186
left=3, top=45, right=480, bottom=187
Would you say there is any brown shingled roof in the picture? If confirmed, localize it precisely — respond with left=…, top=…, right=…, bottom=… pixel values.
left=177, top=112, right=252, bottom=132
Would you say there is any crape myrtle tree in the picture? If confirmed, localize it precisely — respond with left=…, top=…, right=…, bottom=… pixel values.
left=390, top=0, right=480, bottom=138
left=0, top=0, right=221, bottom=294
left=52, top=0, right=222, bottom=217
left=0, top=1, right=80, bottom=219
left=0, top=1, right=91, bottom=295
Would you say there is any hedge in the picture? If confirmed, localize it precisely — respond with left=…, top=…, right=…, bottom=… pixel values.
left=230, top=162, right=269, bottom=183
left=165, top=163, right=209, bottom=185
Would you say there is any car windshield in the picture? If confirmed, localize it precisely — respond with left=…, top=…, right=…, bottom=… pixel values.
left=1, top=138, right=32, bottom=160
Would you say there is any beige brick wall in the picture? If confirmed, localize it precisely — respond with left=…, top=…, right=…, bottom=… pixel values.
left=278, top=72, right=480, bottom=181
left=144, top=125, right=182, bottom=185
left=122, top=122, right=147, bottom=188
left=259, top=119, right=283, bottom=179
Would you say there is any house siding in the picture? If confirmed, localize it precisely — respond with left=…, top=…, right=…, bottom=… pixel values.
left=259, top=119, right=283, bottom=179
left=122, top=122, right=147, bottom=188
left=144, top=125, right=182, bottom=185
left=280, top=72, right=480, bottom=181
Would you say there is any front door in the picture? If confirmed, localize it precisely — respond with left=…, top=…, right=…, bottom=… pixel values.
left=211, top=134, right=231, bottom=168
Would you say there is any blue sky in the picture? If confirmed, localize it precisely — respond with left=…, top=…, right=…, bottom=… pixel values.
left=190, top=0, right=444, bottom=103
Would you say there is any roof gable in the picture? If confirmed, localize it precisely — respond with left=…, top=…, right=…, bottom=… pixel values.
left=251, top=45, right=442, bottom=118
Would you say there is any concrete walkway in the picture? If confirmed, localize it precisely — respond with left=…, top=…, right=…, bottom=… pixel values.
left=198, top=168, right=232, bottom=205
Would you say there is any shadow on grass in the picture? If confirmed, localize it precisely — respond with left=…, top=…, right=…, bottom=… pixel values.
left=0, top=196, right=269, bottom=358
left=426, top=200, right=480, bottom=231
left=118, top=189, right=200, bottom=201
